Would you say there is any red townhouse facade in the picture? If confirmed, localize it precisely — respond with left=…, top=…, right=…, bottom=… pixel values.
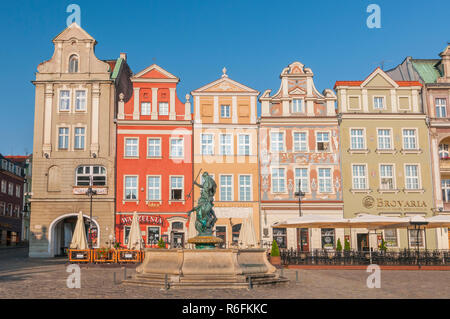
left=115, top=64, right=193, bottom=248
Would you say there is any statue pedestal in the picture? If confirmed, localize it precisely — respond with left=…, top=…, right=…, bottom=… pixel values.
left=187, top=235, right=223, bottom=249
left=124, top=248, right=289, bottom=289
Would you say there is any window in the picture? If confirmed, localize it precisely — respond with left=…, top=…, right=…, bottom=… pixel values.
left=403, top=129, right=417, bottom=150
left=352, top=165, right=367, bottom=189
left=7, top=204, right=12, bottom=216
left=405, top=165, right=419, bottom=190
left=147, top=138, right=161, bottom=158
left=380, top=165, right=394, bottom=190
left=293, top=132, right=307, bottom=152
left=442, top=179, right=450, bottom=202
left=436, top=98, right=447, bottom=118
left=270, top=132, right=284, bottom=152
left=220, top=134, right=232, bottom=155
left=321, top=228, right=335, bottom=250
left=74, top=127, right=85, bottom=150
left=15, top=185, right=20, bottom=198
left=408, top=229, right=424, bottom=248
left=238, top=134, right=250, bottom=155
left=374, top=97, right=384, bottom=109
left=76, top=166, right=106, bottom=186
left=125, top=138, right=138, bottom=157
left=220, top=175, right=233, bottom=201
left=384, top=229, right=398, bottom=247
left=295, top=168, right=309, bottom=193
left=124, top=176, right=138, bottom=200
left=147, top=176, right=161, bottom=201
left=439, top=144, right=449, bottom=159
left=1, top=180, right=6, bottom=193
left=316, top=132, right=330, bottom=151
left=170, top=138, right=184, bottom=158
left=0, top=202, right=4, bottom=215
left=201, top=134, right=214, bottom=155
left=350, top=129, right=365, bottom=150
left=147, top=227, right=160, bottom=245
left=318, top=168, right=332, bottom=193
left=272, top=168, right=286, bottom=193
left=59, top=90, right=71, bottom=111
left=232, top=224, right=242, bottom=244
left=58, top=127, right=69, bottom=149
left=239, top=175, right=251, bottom=201
left=159, top=102, right=169, bottom=115
left=273, top=228, right=287, bottom=249
left=8, top=183, right=13, bottom=196
left=141, top=102, right=151, bottom=116
left=69, top=55, right=79, bottom=73
left=377, top=129, right=392, bottom=150
left=292, top=99, right=304, bottom=113
left=216, top=226, right=226, bottom=248
left=75, top=90, right=86, bottom=111
left=220, top=105, right=230, bottom=118
left=170, top=176, right=184, bottom=200
left=124, top=226, right=131, bottom=245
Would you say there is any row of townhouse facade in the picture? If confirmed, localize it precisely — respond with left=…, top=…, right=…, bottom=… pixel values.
left=28, top=23, right=450, bottom=257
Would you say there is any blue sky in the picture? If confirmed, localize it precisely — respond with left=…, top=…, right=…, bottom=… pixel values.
left=0, top=0, right=449, bottom=155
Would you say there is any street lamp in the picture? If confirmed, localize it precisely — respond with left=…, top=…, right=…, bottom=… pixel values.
left=294, top=180, right=305, bottom=217
left=86, top=176, right=97, bottom=249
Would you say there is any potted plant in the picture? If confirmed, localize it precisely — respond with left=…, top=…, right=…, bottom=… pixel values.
left=96, top=247, right=113, bottom=260
left=157, top=238, right=166, bottom=249
left=344, top=238, right=351, bottom=258
left=270, top=239, right=281, bottom=265
left=379, top=238, right=387, bottom=254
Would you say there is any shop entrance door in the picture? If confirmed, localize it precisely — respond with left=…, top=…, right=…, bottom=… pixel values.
left=297, top=228, right=309, bottom=252
left=357, top=233, right=369, bottom=251
left=171, top=232, right=184, bottom=248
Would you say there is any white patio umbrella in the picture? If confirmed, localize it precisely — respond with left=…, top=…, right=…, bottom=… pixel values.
left=272, top=214, right=351, bottom=228
left=348, top=213, right=409, bottom=229
left=69, top=211, right=88, bottom=250
left=238, top=215, right=258, bottom=248
left=426, top=215, right=450, bottom=228
left=127, top=211, right=144, bottom=250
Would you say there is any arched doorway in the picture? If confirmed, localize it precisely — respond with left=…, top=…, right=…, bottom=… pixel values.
left=48, top=214, right=99, bottom=257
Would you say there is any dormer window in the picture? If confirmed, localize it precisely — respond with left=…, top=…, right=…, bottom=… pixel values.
left=69, top=55, right=79, bottom=73
left=292, top=99, right=304, bottom=113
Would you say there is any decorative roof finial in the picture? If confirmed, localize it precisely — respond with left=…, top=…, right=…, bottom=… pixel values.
left=222, top=67, right=228, bottom=78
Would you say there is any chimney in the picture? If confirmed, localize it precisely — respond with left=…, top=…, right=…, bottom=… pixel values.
left=120, top=53, right=127, bottom=61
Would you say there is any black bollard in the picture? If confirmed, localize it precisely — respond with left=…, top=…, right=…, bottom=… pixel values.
left=248, top=276, right=253, bottom=290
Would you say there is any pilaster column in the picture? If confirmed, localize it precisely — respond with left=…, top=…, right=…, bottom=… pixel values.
left=213, top=96, right=219, bottom=123
left=390, top=89, right=397, bottom=113
left=42, top=84, right=53, bottom=156
left=362, top=89, right=368, bottom=112
left=184, top=94, right=192, bottom=120
left=194, top=95, right=201, bottom=124
left=306, top=100, right=314, bottom=116
left=306, top=76, right=313, bottom=97
left=412, top=89, right=419, bottom=113
left=232, top=96, right=237, bottom=124
left=340, top=89, right=347, bottom=113
left=169, top=87, right=176, bottom=120
left=91, top=83, right=100, bottom=155
left=250, top=95, right=256, bottom=123
left=117, top=93, right=125, bottom=120
left=151, top=88, right=158, bottom=120
left=133, top=87, right=140, bottom=120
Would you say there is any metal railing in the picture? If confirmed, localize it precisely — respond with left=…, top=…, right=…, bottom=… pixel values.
left=280, top=248, right=450, bottom=266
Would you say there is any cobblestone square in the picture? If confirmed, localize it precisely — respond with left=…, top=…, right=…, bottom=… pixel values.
left=0, top=248, right=449, bottom=299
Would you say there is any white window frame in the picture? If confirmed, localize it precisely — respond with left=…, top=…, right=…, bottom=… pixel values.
left=408, top=229, right=425, bottom=248
left=238, top=174, right=252, bottom=201
left=270, top=131, right=285, bottom=152
left=220, top=105, right=231, bottom=118
left=124, top=175, right=139, bottom=201
left=201, top=134, right=214, bottom=155
left=159, top=102, right=169, bottom=115
left=141, top=102, right=151, bottom=116
left=351, top=164, right=368, bottom=190
left=170, top=175, right=184, bottom=201
left=402, top=128, right=418, bottom=150
left=219, top=174, right=233, bottom=201
left=74, top=127, right=86, bottom=150
left=373, top=96, right=386, bottom=110
left=74, top=89, right=87, bottom=111
left=377, top=128, right=393, bottom=150
left=291, top=98, right=305, bottom=113
left=349, top=128, right=366, bottom=150
left=59, top=89, right=71, bottom=112
left=147, top=175, right=161, bottom=201
left=379, top=164, right=396, bottom=190
left=404, top=164, right=421, bottom=190
left=316, top=131, right=331, bottom=152
left=1, top=180, right=6, bottom=193
left=317, top=167, right=333, bottom=193
left=57, top=126, right=70, bottom=150
left=383, top=228, right=400, bottom=248
left=219, top=134, right=233, bottom=156
left=293, top=131, right=308, bottom=152
left=170, top=138, right=184, bottom=158
left=147, top=137, right=161, bottom=158
left=294, top=167, right=309, bottom=193
left=435, top=98, right=447, bottom=118
left=124, top=137, right=139, bottom=158
left=271, top=167, right=286, bottom=194
left=238, top=134, right=251, bottom=156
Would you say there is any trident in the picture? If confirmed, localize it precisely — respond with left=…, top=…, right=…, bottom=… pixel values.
left=185, top=168, right=202, bottom=200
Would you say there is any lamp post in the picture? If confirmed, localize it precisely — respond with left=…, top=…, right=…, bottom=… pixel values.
left=86, top=176, right=97, bottom=249
left=294, top=180, right=305, bottom=217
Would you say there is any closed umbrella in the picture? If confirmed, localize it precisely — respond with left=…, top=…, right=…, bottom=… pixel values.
left=69, top=211, right=88, bottom=250
left=238, top=215, right=257, bottom=248
left=187, top=210, right=197, bottom=248
left=127, top=212, right=144, bottom=250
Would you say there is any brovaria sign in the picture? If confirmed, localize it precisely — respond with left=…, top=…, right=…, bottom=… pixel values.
left=362, top=196, right=427, bottom=210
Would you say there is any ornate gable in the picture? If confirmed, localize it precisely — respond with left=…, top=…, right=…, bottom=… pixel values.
left=132, top=64, right=179, bottom=82
left=192, top=68, right=258, bottom=94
